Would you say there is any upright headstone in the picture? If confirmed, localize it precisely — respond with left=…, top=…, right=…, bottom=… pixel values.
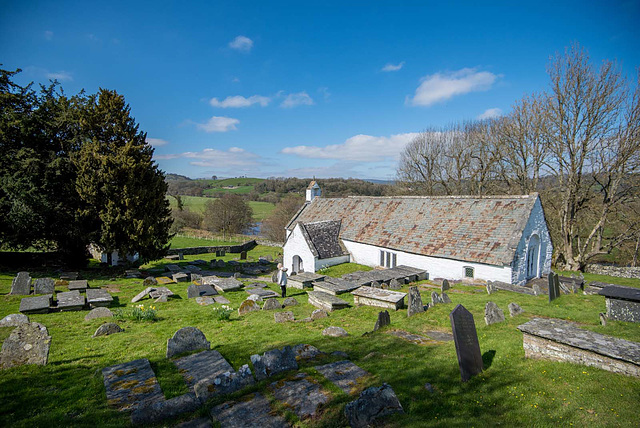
left=449, top=304, right=483, bottom=382
left=441, top=292, right=452, bottom=304
left=484, top=302, right=505, bottom=325
left=441, top=279, right=450, bottom=293
left=430, top=291, right=441, bottom=306
left=407, top=286, right=424, bottom=317
left=33, top=278, right=55, bottom=295
left=548, top=273, right=560, bottom=302
left=0, top=322, right=51, bottom=369
left=374, top=310, right=391, bottom=331
left=166, top=327, right=210, bottom=359
left=10, top=272, right=31, bottom=295
left=240, top=251, right=247, bottom=260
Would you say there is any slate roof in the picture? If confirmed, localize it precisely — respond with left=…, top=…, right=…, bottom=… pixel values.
left=299, top=220, right=348, bottom=260
left=286, top=195, right=539, bottom=266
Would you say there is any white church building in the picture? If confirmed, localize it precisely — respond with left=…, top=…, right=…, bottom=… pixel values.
left=283, top=183, right=552, bottom=285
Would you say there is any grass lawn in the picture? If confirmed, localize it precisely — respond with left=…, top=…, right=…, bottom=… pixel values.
left=168, top=195, right=275, bottom=221
left=169, top=235, right=242, bottom=248
left=1, top=256, right=639, bottom=427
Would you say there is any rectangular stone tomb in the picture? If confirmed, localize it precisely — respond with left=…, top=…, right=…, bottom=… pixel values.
left=288, top=272, right=325, bottom=289
left=149, top=287, right=174, bottom=299
left=155, top=276, right=175, bottom=285
left=312, top=277, right=360, bottom=295
left=211, top=392, right=288, bottom=428
left=57, top=290, right=86, bottom=311
left=86, top=288, right=114, bottom=308
left=187, top=284, right=218, bottom=299
left=166, top=264, right=182, bottom=273
left=307, top=291, right=349, bottom=312
left=173, top=350, right=234, bottom=390
left=102, top=358, right=165, bottom=411
left=599, top=286, right=640, bottom=323
left=172, top=272, right=190, bottom=283
left=395, top=265, right=429, bottom=281
left=68, top=280, right=88, bottom=291
left=19, top=294, right=53, bottom=314
left=314, top=360, right=369, bottom=394
left=184, top=265, right=202, bottom=273
left=517, top=318, right=640, bottom=377
left=245, top=288, right=279, bottom=299
left=60, top=272, right=79, bottom=281
left=351, top=287, right=407, bottom=310
left=210, top=278, right=243, bottom=293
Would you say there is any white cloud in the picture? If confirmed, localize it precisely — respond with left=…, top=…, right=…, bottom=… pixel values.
left=155, top=147, right=260, bottom=168
left=146, top=138, right=169, bottom=147
left=196, top=116, right=240, bottom=133
left=477, top=108, right=503, bottom=120
left=382, top=61, right=405, bottom=72
left=229, top=36, right=253, bottom=52
left=408, top=68, right=498, bottom=106
left=46, top=71, right=73, bottom=81
left=44, top=31, right=53, bottom=40
left=280, top=92, right=314, bottom=108
left=209, top=95, right=270, bottom=108
left=281, top=132, right=419, bottom=162
left=318, top=87, right=331, bottom=101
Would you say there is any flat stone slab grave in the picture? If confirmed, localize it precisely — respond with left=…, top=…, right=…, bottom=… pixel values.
left=102, top=358, right=165, bottom=411
left=68, top=280, right=88, bottom=291
left=155, top=276, right=175, bottom=285
left=19, top=295, right=53, bottom=314
left=599, top=286, right=640, bottom=323
left=314, top=360, right=370, bottom=394
left=245, top=288, right=279, bottom=299
left=270, top=373, right=329, bottom=420
left=57, top=290, right=86, bottom=311
left=518, top=318, right=640, bottom=377
left=173, top=350, right=234, bottom=390
left=386, top=330, right=434, bottom=345
left=86, top=288, right=113, bottom=308
left=307, top=291, right=350, bottom=312
left=211, top=392, right=288, bottom=428
left=288, top=272, right=325, bottom=289
left=351, top=286, right=407, bottom=310
left=207, top=277, right=243, bottom=293
left=312, top=277, right=360, bottom=295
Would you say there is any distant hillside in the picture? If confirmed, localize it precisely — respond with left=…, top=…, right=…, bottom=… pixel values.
left=165, top=173, right=192, bottom=181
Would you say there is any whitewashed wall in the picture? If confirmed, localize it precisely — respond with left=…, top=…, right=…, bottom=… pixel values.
left=315, top=255, right=350, bottom=272
left=511, top=197, right=553, bottom=285
left=342, top=240, right=513, bottom=283
left=283, top=223, right=317, bottom=273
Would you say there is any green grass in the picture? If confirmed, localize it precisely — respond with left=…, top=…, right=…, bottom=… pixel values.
left=556, top=270, right=640, bottom=289
left=1, top=256, right=639, bottom=427
left=169, top=235, right=242, bottom=249
left=317, top=262, right=372, bottom=277
left=168, top=196, right=275, bottom=221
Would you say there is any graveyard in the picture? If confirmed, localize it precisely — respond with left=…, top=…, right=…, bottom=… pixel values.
left=1, top=245, right=639, bottom=427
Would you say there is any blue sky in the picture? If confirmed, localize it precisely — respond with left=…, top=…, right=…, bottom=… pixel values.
left=1, top=1, right=639, bottom=180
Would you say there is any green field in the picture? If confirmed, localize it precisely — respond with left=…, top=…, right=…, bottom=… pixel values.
left=199, top=178, right=264, bottom=196
left=169, top=235, right=242, bottom=248
left=1, top=256, right=639, bottom=427
left=168, top=195, right=275, bottom=221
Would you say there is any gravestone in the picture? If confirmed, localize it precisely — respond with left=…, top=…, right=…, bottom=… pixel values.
left=194, top=364, right=254, bottom=403
left=68, top=280, right=88, bottom=291
left=532, top=284, right=542, bottom=296
left=388, top=279, right=402, bottom=290
left=246, top=288, right=279, bottom=299
left=484, top=301, right=505, bottom=325
left=374, top=310, right=391, bottom=331
left=187, top=284, right=217, bottom=299
left=195, top=297, right=215, bottom=306
left=508, top=302, right=525, bottom=317
left=173, top=272, right=189, bottom=283
left=262, top=298, right=282, bottom=310
left=210, top=392, right=287, bottom=428
left=57, top=290, right=86, bottom=311
left=322, top=326, right=348, bottom=337
left=247, top=294, right=263, bottom=303
left=93, top=323, right=124, bottom=337
left=250, top=346, right=298, bottom=380
left=238, top=299, right=260, bottom=315
left=34, top=278, right=55, bottom=295
left=270, top=374, right=329, bottom=419
left=292, top=344, right=323, bottom=360
left=274, top=311, right=295, bottom=323
left=60, top=272, right=78, bottom=281
left=0, top=313, right=30, bottom=327
left=441, top=292, right=452, bottom=304
left=19, top=295, right=52, bottom=314
left=173, top=349, right=234, bottom=390
left=166, top=327, right=210, bottom=359
left=131, top=287, right=154, bottom=303
left=0, top=322, right=52, bottom=369
left=102, top=358, right=165, bottom=411
left=86, top=288, right=113, bottom=308
left=214, top=295, right=231, bottom=304
left=240, top=251, right=247, bottom=260
left=431, top=291, right=442, bottom=306
left=351, top=287, right=406, bottom=310
left=599, top=286, right=640, bottom=323
left=85, top=307, right=114, bottom=321
left=156, top=276, right=174, bottom=285
left=407, top=286, right=424, bottom=317
left=166, top=264, right=181, bottom=273
left=314, top=360, right=369, bottom=394
left=548, top=272, right=560, bottom=302
left=10, top=272, right=31, bottom=295
left=143, top=276, right=158, bottom=287
left=283, top=297, right=299, bottom=307
left=449, top=304, right=483, bottom=382
left=308, top=291, right=350, bottom=312
left=344, top=383, right=404, bottom=428
left=441, top=279, right=450, bottom=292
left=149, top=287, right=174, bottom=299
left=311, top=309, right=328, bottom=320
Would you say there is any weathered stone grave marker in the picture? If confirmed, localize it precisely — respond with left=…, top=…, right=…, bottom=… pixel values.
left=314, top=360, right=369, bottom=394
left=449, top=304, right=483, bottom=382
left=10, top=272, right=31, bottom=295
left=240, top=251, right=247, bottom=260
left=19, top=295, right=52, bottom=314
left=441, top=279, right=450, bottom=292
left=34, top=278, right=55, bottom=295
left=86, top=288, right=114, bottom=308
left=166, top=327, right=210, bottom=358
left=599, top=286, right=640, bottom=323
left=484, top=301, right=505, bottom=325
left=57, top=290, right=86, bottom=311
left=374, top=310, right=391, bottom=331
left=407, top=286, right=424, bottom=317
left=270, top=374, right=329, bottom=420
left=250, top=346, right=298, bottom=380
left=68, top=280, right=88, bottom=291
left=548, top=272, right=560, bottom=302
left=344, top=383, right=404, bottom=428
left=0, top=322, right=52, bottom=369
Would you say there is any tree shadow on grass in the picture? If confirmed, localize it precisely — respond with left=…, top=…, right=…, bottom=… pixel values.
left=483, top=349, right=496, bottom=369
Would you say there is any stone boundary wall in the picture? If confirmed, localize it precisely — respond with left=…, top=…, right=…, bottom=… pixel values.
left=256, top=239, right=283, bottom=248
left=167, top=240, right=257, bottom=256
left=585, top=264, right=640, bottom=279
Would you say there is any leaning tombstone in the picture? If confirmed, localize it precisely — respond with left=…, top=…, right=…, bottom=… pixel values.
left=430, top=291, right=441, bottom=306
left=441, top=292, right=452, bottom=304
left=449, top=304, right=483, bottom=382
left=441, top=279, right=450, bottom=293
left=10, top=272, right=31, bottom=295
left=407, top=286, right=424, bottom=317
left=374, top=310, right=391, bottom=331
left=548, top=273, right=560, bottom=302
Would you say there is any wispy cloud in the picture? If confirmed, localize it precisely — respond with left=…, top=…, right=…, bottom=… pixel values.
left=44, top=30, right=53, bottom=40
left=46, top=71, right=73, bottom=81
left=195, top=116, right=240, bottom=132
left=229, top=36, right=253, bottom=52
left=280, top=91, right=314, bottom=108
left=282, top=161, right=360, bottom=178
left=382, top=61, right=405, bottom=72
left=210, top=95, right=270, bottom=108
left=318, top=87, right=331, bottom=101
left=408, top=68, right=498, bottom=106
left=281, top=132, right=419, bottom=162
left=156, top=147, right=261, bottom=168
left=477, top=108, right=503, bottom=120
left=146, top=138, right=169, bottom=147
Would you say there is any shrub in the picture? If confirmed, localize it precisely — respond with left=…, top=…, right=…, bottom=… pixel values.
left=212, top=305, right=233, bottom=321
left=114, top=304, right=158, bottom=321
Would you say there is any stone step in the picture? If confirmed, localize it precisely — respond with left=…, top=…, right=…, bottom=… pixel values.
left=307, top=291, right=349, bottom=311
